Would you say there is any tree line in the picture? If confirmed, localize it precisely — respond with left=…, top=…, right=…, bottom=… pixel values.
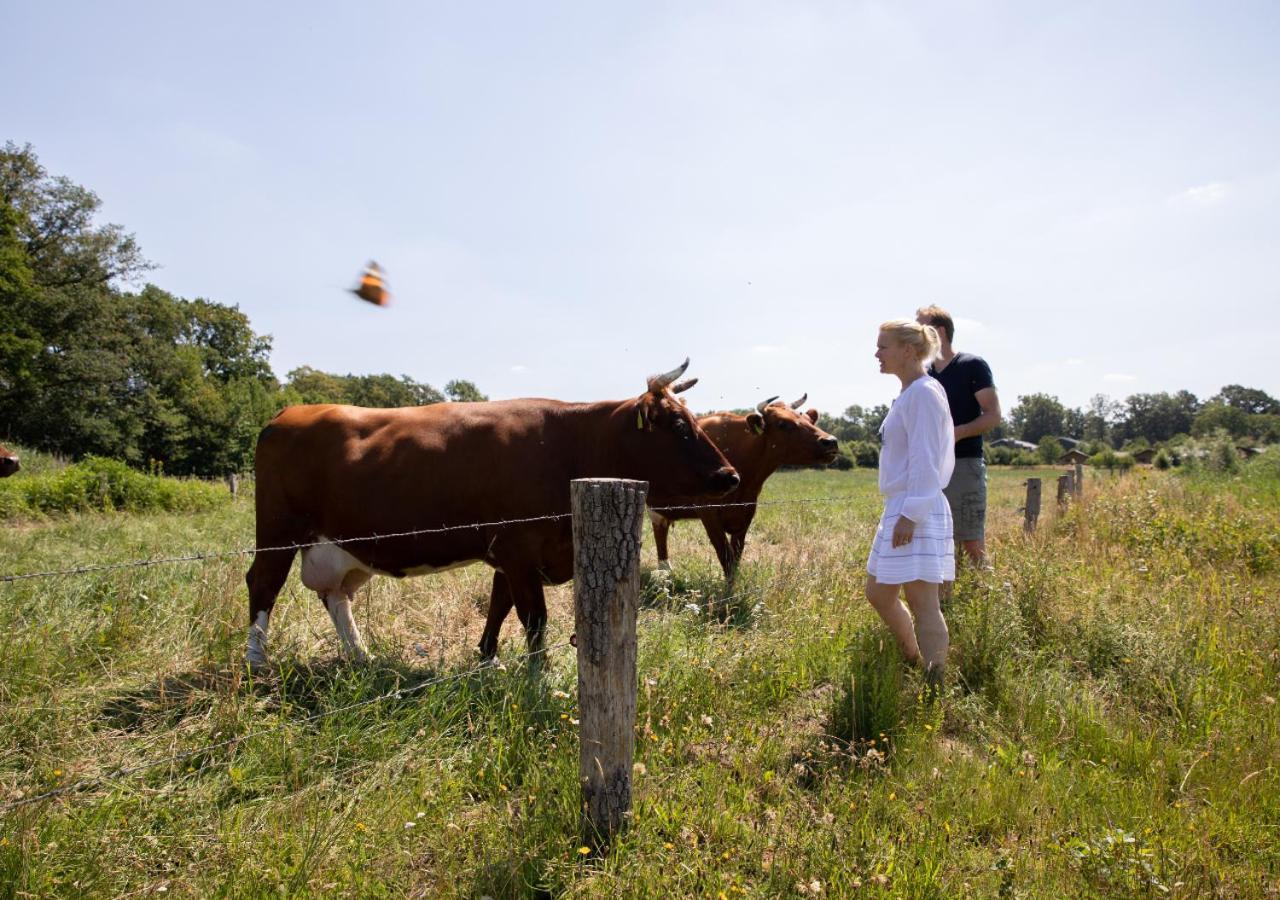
left=0, top=143, right=485, bottom=475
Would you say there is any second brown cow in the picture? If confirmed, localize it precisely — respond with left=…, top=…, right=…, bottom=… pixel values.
left=650, top=395, right=838, bottom=582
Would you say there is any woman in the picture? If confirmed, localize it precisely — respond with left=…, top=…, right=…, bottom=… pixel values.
left=865, top=319, right=955, bottom=689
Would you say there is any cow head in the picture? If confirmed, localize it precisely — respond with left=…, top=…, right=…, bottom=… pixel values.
left=743, top=394, right=839, bottom=465
left=626, top=359, right=739, bottom=501
left=0, top=443, right=19, bottom=478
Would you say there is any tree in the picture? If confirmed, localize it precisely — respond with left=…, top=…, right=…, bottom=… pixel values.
left=1036, top=436, right=1065, bottom=464
left=1115, top=391, right=1199, bottom=445
left=1081, top=393, right=1121, bottom=444
left=1209, top=385, right=1279, bottom=416
left=1007, top=393, right=1067, bottom=444
left=1192, top=403, right=1249, bottom=438
left=445, top=379, right=488, bottom=403
left=1, top=141, right=152, bottom=289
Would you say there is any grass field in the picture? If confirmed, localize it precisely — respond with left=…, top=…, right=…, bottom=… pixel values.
left=1, top=460, right=1278, bottom=897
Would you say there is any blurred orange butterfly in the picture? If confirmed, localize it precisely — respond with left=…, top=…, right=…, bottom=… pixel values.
left=350, top=261, right=391, bottom=307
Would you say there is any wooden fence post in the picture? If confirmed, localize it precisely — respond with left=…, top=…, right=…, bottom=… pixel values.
left=1057, top=474, right=1071, bottom=507
left=227, top=473, right=239, bottom=498
left=1023, top=478, right=1041, bottom=533
left=1074, top=461, right=1084, bottom=499
left=572, top=477, right=647, bottom=849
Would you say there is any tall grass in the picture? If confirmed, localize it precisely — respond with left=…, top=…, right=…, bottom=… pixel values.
left=0, top=466, right=1278, bottom=895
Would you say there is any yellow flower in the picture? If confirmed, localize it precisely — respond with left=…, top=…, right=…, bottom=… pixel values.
left=354, top=823, right=366, bottom=832
left=53, top=769, right=63, bottom=778
left=664, top=842, right=674, bottom=850
left=578, top=846, right=591, bottom=856
left=888, top=792, right=896, bottom=800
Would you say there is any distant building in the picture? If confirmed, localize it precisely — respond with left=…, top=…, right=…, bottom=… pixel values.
left=1058, top=448, right=1090, bottom=465
left=1131, top=447, right=1157, bottom=465
left=1055, top=436, right=1082, bottom=449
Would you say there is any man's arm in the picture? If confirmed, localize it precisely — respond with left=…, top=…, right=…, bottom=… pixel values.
left=954, top=387, right=1000, bottom=442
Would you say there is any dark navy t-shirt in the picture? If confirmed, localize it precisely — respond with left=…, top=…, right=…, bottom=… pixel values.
left=928, top=352, right=995, bottom=459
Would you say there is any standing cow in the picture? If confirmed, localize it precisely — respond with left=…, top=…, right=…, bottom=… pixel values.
left=245, top=360, right=739, bottom=669
left=650, top=395, right=838, bottom=582
left=0, top=443, right=19, bottom=478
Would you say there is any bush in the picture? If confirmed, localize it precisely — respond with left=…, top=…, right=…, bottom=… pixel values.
left=986, top=446, right=1014, bottom=466
left=1153, top=450, right=1171, bottom=470
left=846, top=440, right=880, bottom=468
left=1088, top=449, right=1134, bottom=471
left=0, top=456, right=231, bottom=519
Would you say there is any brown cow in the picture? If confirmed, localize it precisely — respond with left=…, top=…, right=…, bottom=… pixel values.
left=0, top=443, right=19, bottom=478
left=244, top=360, right=739, bottom=669
left=650, top=394, right=838, bottom=582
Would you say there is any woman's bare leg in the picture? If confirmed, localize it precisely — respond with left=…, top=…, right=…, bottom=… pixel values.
left=865, top=576, right=922, bottom=665
left=902, top=580, right=949, bottom=685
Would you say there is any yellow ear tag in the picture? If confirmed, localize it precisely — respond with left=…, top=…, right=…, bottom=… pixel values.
left=751, top=420, right=764, bottom=435
left=637, top=410, right=645, bottom=430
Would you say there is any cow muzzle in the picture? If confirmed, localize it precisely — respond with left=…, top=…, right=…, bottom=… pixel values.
left=0, top=455, right=19, bottom=478
left=818, top=436, right=840, bottom=461
left=707, top=466, right=741, bottom=495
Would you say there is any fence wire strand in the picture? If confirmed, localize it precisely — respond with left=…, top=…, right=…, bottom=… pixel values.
left=0, top=494, right=862, bottom=584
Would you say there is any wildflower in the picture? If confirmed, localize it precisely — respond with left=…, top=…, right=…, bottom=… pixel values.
left=404, top=821, right=416, bottom=829
left=888, top=792, right=896, bottom=800
left=354, top=823, right=366, bottom=832
left=52, top=770, right=62, bottom=778
left=701, top=714, right=714, bottom=726
left=553, top=689, right=570, bottom=699
left=664, top=842, right=674, bottom=850
left=578, top=846, right=591, bottom=856
left=633, top=763, right=647, bottom=776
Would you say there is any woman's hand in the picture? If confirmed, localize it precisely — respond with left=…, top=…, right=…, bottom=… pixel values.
left=892, top=515, right=916, bottom=548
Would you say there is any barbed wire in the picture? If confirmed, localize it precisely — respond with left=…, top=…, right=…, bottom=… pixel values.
left=0, top=494, right=863, bottom=584
left=0, top=639, right=573, bottom=816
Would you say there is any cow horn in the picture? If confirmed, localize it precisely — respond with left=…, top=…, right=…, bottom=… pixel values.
left=756, top=396, right=780, bottom=414
left=790, top=393, right=807, bottom=410
left=671, top=377, right=698, bottom=394
left=648, top=357, right=690, bottom=393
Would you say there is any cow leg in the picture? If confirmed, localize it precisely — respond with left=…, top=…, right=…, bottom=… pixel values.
left=728, top=531, right=747, bottom=578
left=505, top=568, right=548, bottom=654
left=478, top=570, right=515, bottom=661
left=245, top=547, right=298, bottom=671
left=650, top=511, right=673, bottom=572
left=322, top=591, right=369, bottom=662
left=699, top=515, right=736, bottom=583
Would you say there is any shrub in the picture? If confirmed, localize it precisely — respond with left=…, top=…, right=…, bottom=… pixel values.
left=0, top=456, right=230, bottom=519
left=846, top=440, right=880, bottom=468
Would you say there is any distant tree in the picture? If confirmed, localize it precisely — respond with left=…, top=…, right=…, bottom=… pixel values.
left=1115, top=391, right=1199, bottom=445
left=445, top=379, right=488, bottom=403
left=1209, top=384, right=1279, bottom=416
left=1192, top=403, right=1249, bottom=438
left=1008, top=393, right=1066, bottom=444
left=1081, top=393, right=1121, bottom=445
left=1036, top=436, right=1065, bottom=465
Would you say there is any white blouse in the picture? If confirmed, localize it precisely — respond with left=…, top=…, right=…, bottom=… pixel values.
left=877, top=376, right=956, bottom=523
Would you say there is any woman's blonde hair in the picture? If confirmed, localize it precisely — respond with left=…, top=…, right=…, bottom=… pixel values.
left=879, top=318, right=941, bottom=364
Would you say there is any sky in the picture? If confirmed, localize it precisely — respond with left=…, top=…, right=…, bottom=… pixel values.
left=6, top=1, right=1279, bottom=414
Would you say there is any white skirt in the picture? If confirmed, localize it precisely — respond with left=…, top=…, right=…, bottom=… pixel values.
left=866, top=492, right=955, bottom=585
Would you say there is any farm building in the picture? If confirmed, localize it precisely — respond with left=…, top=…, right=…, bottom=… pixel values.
left=1058, top=448, right=1090, bottom=465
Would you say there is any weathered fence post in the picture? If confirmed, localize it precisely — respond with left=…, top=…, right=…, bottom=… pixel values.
left=572, top=477, right=647, bottom=849
left=1074, top=461, right=1084, bottom=499
left=226, top=473, right=239, bottom=498
left=1023, top=478, right=1042, bottom=533
left=1057, top=473, right=1071, bottom=507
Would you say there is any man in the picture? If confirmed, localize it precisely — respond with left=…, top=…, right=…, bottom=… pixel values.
left=915, top=305, right=1000, bottom=572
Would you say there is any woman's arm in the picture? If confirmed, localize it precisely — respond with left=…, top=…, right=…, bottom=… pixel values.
left=900, top=386, right=949, bottom=526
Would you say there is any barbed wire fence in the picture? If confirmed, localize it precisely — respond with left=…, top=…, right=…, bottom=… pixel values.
left=0, top=494, right=842, bottom=816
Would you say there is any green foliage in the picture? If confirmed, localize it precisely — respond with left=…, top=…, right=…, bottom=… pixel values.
left=1008, top=392, right=1068, bottom=443
left=0, top=456, right=229, bottom=518
left=1036, top=436, right=1064, bottom=464
left=1088, top=449, right=1134, bottom=471
left=845, top=440, right=880, bottom=468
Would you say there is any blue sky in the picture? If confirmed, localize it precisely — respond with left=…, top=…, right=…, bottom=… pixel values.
left=6, top=1, right=1278, bottom=413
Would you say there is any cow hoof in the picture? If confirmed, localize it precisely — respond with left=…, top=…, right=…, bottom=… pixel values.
left=245, top=653, right=269, bottom=675
left=656, top=560, right=672, bottom=573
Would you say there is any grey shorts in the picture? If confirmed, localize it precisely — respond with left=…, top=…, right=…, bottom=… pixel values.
left=943, top=457, right=987, bottom=542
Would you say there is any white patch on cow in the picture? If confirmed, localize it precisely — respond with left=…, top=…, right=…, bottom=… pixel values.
left=656, top=559, right=672, bottom=573
left=301, top=538, right=372, bottom=594
left=324, top=592, right=369, bottom=661
left=246, top=610, right=270, bottom=670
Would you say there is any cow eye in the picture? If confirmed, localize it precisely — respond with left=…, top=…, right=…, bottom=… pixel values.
left=673, top=419, right=691, bottom=439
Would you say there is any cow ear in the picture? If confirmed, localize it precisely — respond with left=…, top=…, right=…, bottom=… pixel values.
left=747, top=412, right=765, bottom=435
left=806, top=408, right=819, bottom=424
left=636, top=399, right=654, bottom=431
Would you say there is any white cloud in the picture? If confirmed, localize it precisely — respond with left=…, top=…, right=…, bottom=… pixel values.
left=510, top=364, right=528, bottom=373
left=751, top=344, right=789, bottom=355
left=1171, top=182, right=1229, bottom=206
left=1065, top=358, right=1084, bottom=367
left=1103, top=372, right=1136, bottom=383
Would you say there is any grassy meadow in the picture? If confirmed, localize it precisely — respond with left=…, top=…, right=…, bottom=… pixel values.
left=1, top=457, right=1279, bottom=896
